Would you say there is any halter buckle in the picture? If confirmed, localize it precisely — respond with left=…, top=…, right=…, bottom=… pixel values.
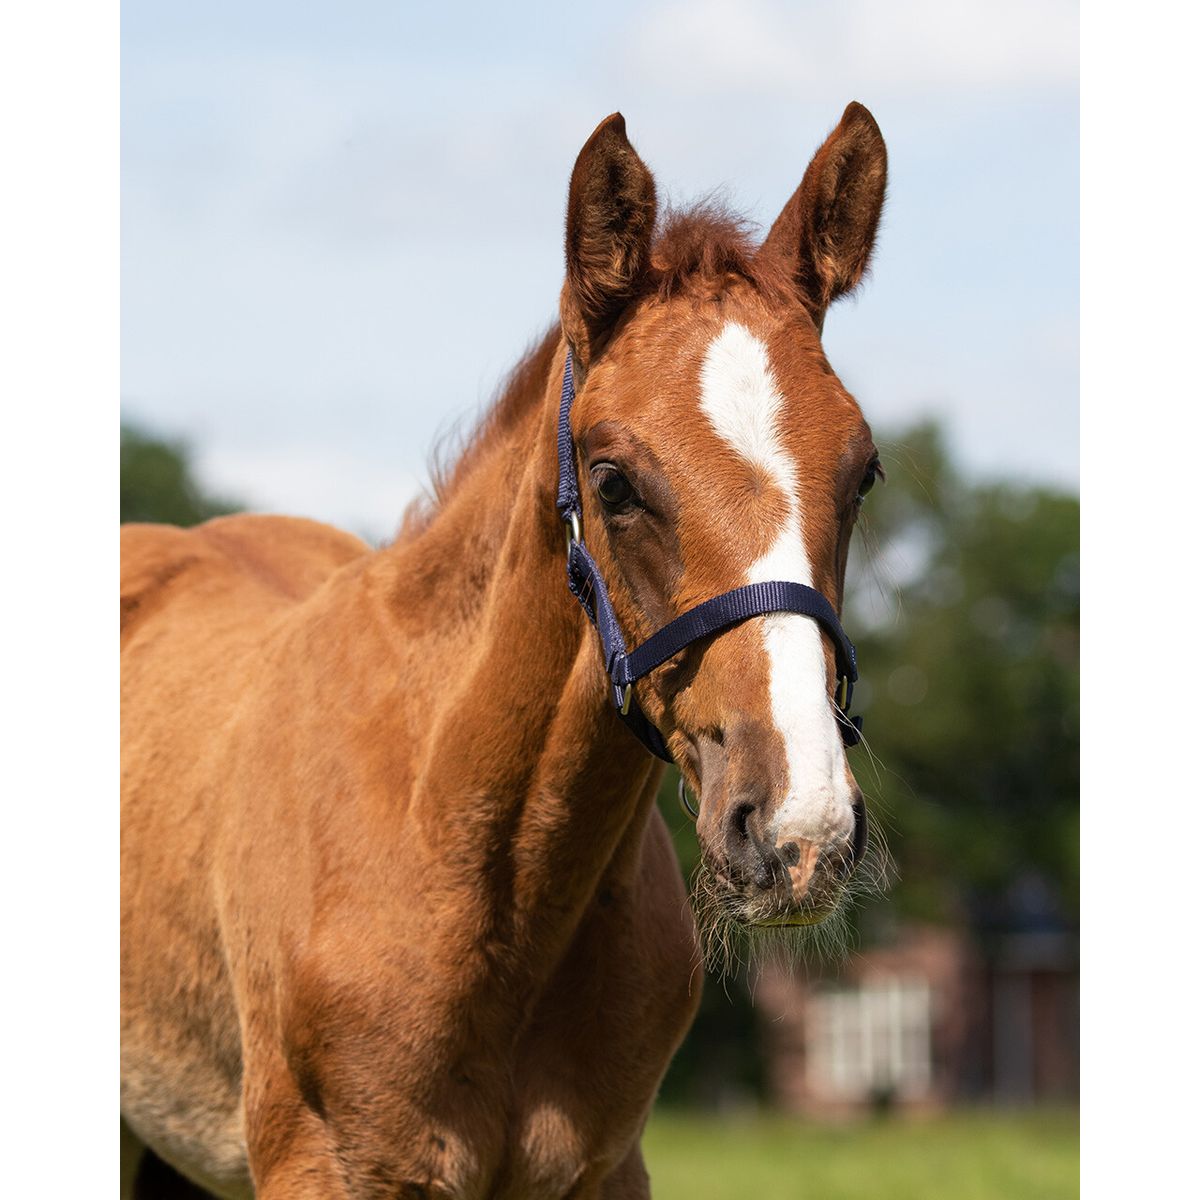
left=565, top=509, right=582, bottom=555
left=614, top=682, right=634, bottom=715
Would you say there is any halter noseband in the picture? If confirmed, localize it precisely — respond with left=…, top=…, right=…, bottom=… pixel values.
left=556, top=349, right=863, bottom=766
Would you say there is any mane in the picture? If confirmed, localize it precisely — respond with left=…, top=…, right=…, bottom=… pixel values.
left=396, top=200, right=789, bottom=540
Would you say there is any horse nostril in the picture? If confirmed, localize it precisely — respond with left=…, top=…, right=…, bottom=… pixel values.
left=727, top=800, right=779, bottom=891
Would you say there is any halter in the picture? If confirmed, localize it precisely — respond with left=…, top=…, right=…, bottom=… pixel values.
left=556, top=349, right=863, bottom=769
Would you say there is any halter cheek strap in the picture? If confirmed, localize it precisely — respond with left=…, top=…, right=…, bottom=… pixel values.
left=556, top=349, right=863, bottom=764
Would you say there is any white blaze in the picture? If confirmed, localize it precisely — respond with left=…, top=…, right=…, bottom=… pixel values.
left=698, top=323, right=856, bottom=847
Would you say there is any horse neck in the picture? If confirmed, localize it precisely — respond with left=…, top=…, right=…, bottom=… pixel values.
left=373, top=334, right=662, bottom=978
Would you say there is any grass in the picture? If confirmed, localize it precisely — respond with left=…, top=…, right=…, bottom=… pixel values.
left=643, top=1108, right=1078, bottom=1200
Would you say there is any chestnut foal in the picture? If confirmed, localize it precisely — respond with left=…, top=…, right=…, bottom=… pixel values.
left=121, top=103, right=887, bottom=1199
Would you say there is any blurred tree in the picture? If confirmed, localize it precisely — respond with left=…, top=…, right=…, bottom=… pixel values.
left=121, top=422, right=241, bottom=526
left=849, top=422, right=1079, bottom=921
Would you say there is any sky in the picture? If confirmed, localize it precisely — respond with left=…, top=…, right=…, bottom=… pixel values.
left=122, top=0, right=1078, bottom=542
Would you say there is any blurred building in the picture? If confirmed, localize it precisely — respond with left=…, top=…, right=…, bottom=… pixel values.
left=754, top=881, right=1078, bottom=1114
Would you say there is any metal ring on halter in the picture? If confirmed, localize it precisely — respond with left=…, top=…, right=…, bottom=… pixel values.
left=677, top=775, right=699, bottom=820
left=565, top=510, right=582, bottom=555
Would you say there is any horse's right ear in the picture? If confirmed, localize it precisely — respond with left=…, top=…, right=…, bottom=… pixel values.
left=561, top=114, right=657, bottom=373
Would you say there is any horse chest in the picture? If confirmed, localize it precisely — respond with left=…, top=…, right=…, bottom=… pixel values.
left=413, top=1059, right=638, bottom=1200
left=497, top=1111, right=596, bottom=1200
left=283, top=859, right=692, bottom=1199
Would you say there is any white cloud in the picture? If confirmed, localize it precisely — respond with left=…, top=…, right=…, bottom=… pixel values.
left=624, top=0, right=1077, bottom=99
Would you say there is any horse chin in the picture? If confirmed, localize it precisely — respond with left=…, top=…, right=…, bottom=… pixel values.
left=739, top=888, right=844, bottom=929
left=690, top=859, right=857, bottom=975
left=750, top=907, right=836, bottom=928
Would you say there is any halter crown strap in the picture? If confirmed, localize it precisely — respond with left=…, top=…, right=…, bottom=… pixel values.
left=556, top=348, right=862, bottom=763
left=556, top=350, right=583, bottom=520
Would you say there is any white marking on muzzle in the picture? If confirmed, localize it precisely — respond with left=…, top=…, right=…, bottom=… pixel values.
left=698, top=322, right=856, bottom=848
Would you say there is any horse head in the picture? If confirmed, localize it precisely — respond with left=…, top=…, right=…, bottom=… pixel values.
left=559, top=106, right=887, bottom=935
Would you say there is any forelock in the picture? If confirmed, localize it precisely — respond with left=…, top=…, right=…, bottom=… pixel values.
left=650, top=199, right=794, bottom=305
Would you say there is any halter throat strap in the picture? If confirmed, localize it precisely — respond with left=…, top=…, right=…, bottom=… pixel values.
left=555, top=348, right=862, bottom=763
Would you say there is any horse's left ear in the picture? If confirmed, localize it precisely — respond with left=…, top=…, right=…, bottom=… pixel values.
left=758, top=102, right=887, bottom=332
left=561, top=113, right=658, bottom=373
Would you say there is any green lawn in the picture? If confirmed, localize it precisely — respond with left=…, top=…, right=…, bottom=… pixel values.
left=643, top=1109, right=1078, bottom=1200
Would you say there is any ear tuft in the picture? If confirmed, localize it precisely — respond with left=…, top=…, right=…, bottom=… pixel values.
left=758, top=102, right=887, bottom=330
left=561, top=114, right=657, bottom=369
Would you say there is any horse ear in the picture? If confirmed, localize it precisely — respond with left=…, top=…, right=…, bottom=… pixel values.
left=561, top=113, right=657, bottom=371
left=758, top=102, right=887, bottom=332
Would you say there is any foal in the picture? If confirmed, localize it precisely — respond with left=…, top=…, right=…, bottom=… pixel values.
left=121, top=103, right=887, bottom=1199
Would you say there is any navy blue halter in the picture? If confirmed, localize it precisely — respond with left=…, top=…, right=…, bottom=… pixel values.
left=556, top=349, right=863, bottom=763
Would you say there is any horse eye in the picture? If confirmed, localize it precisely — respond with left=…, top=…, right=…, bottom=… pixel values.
left=856, top=459, right=882, bottom=504
left=595, top=467, right=635, bottom=510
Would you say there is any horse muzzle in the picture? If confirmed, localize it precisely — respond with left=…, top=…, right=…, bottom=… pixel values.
left=695, top=771, right=868, bottom=927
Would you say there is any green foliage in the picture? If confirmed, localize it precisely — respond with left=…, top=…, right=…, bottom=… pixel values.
left=851, top=423, right=1079, bottom=920
left=120, top=421, right=241, bottom=526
